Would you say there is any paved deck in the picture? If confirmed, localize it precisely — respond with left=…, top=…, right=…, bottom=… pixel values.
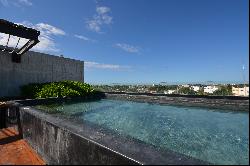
left=0, top=127, right=45, bottom=165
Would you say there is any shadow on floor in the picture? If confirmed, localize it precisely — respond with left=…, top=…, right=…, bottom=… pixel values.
left=0, top=127, right=22, bottom=145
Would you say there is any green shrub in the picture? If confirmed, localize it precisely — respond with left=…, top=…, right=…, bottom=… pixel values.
left=213, top=85, right=232, bottom=96
left=20, top=81, right=101, bottom=99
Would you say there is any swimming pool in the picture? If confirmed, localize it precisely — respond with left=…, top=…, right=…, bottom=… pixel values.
left=34, top=99, right=249, bottom=165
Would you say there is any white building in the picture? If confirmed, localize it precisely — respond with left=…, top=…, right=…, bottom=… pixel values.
left=204, top=86, right=218, bottom=94
left=164, top=90, right=176, bottom=94
left=232, top=86, right=249, bottom=96
left=191, top=86, right=200, bottom=92
left=181, top=84, right=190, bottom=88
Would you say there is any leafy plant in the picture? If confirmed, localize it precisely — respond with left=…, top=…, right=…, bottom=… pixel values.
left=20, top=81, right=102, bottom=99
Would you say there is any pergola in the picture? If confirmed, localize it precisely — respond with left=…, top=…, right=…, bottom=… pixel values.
left=0, top=19, right=40, bottom=63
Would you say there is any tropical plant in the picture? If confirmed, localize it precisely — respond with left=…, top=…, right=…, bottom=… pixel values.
left=20, top=81, right=102, bottom=99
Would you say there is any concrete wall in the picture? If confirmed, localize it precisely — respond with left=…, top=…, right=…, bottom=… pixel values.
left=0, top=51, right=84, bottom=97
left=17, top=106, right=140, bottom=165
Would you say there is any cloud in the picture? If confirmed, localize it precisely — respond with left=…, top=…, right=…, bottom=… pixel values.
left=18, top=0, right=32, bottom=6
left=0, top=0, right=32, bottom=7
left=0, top=21, right=66, bottom=53
left=114, top=43, right=140, bottom=53
left=36, top=23, right=65, bottom=36
left=85, top=61, right=132, bottom=71
left=86, top=6, right=113, bottom=33
left=96, top=6, right=110, bottom=14
left=86, top=20, right=101, bottom=33
left=74, top=34, right=96, bottom=42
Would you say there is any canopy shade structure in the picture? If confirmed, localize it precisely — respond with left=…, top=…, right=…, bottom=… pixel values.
left=0, top=19, right=40, bottom=63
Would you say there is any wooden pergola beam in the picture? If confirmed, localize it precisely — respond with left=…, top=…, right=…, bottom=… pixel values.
left=0, top=19, right=40, bottom=41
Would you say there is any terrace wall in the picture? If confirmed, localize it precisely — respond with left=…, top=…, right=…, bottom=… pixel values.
left=0, top=50, right=84, bottom=97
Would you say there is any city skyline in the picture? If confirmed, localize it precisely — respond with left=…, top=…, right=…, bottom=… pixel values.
left=89, top=80, right=249, bottom=86
left=0, top=0, right=249, bottom=84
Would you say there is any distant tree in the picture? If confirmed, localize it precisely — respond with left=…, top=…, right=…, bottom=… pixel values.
left=148, top=86, right=157, bottom=91
left=197, top=88, right=206, bottom=95
left=213, top=85, right=232, bottom=96
left=178, top=87, right=196, bottom=95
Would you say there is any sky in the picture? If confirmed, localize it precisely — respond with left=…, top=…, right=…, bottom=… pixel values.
left=0, top=0, right=249, bottom=84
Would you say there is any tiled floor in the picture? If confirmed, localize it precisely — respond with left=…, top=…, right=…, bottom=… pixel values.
left=0, top=127, right=45, bottom=165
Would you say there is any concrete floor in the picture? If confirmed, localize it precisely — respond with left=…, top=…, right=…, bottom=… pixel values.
left=0, top=127, right=45, bottom=165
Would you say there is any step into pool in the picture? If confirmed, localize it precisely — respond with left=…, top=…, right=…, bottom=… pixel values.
left=34, top=99, right=249, bottom=165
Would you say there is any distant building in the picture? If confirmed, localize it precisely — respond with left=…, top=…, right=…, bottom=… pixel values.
left=191, top=86, right=200, bottom=92
left=204, top=86, right=218, bottom=94
left=164, top=90, right=176, bottom=94
left=159, top=82, right=168, bottom=85
left=232, top=86, right=249, bottom=96
left=181, top=84, right=190, bottom=88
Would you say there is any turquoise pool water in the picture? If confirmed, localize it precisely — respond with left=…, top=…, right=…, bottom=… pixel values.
left=35, top=99, right=249, bottom=165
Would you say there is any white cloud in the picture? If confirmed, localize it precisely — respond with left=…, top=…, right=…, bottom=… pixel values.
left=101, top=15, right=112, bottom=24
left=114, top=43, right=140, bottom=53
left=86, top=20, right=101, bottom=33
left=36, top=23, right=66, bottom=36
left=74, top=34, right=96, bottom=42
left=34, top=36, right=59, bottom=52
left=18, top=0, right=32, bottom=6
left=85, top=61, right=132, bottom=71
left=86, top=6, right=113, bottom=33
left=96, top=6, right=110, bottom=15
left=0, top=0, right=32, bottom=7
left=0, top=21, right=65, bottom=53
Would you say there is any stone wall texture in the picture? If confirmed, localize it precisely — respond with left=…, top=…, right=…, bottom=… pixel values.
left=105, top=93, right=249, bottom=112
left=18, top=106, right=139, bottom=165
left=0, top=51, right=84, bottom=97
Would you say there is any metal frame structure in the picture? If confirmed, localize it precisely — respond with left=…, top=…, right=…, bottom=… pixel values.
left=0, top=19, right=40, bottom=63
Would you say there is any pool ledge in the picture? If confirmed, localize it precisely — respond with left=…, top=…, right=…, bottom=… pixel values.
left=104, top=92, right=249, bottom=112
